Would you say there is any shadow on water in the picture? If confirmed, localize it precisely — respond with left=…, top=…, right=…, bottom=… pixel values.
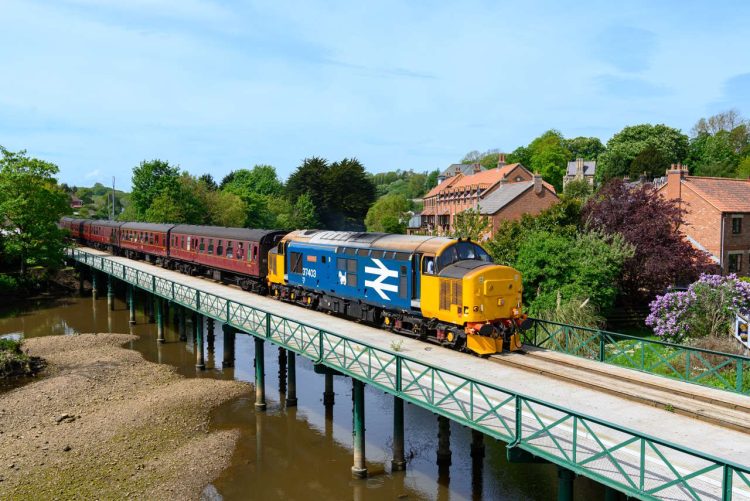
left=0, top=285, right=608, bottom=500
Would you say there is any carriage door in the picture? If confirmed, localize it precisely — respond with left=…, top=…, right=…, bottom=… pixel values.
left=411, top=253, right=421, bottom=305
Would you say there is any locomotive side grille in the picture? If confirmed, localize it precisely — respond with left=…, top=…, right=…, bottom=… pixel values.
left=439, top=279, right=462, bottom=311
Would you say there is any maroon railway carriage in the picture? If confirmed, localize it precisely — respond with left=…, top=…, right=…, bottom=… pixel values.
left=169, top=225, right=287, bottom=291
left=120, top=222, right=174, bottom=262
left=59, top=217, right=86, bottom=240
left=83, top=220, right=123, bottom=251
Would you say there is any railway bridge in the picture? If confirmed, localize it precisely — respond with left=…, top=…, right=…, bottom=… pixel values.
left=69, top=246, right=750, bottom=501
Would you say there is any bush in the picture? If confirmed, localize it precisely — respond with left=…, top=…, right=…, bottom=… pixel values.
left=646, top=274, right=750, bottom=343
left=536, top=295, right=605, bottom=328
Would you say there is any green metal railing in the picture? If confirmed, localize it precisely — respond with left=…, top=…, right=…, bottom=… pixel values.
left=524, top=319, right=750, bottom=396
left=72, top=249, right=750, bottom=500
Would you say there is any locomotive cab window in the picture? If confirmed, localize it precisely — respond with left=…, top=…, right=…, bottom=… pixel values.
left=290, top=252, right=303, bottom=274
left=436, top=242, right=491, bottom=271
left=423, top=256, right=435, bottom=275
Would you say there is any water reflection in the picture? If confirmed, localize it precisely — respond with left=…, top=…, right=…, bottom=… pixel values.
left=0, top=288, right=608, bottom=500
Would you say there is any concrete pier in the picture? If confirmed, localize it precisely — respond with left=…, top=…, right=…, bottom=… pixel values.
left=147, top=295, right=155, bottom=323
left=107, top=276, right=114, bottom=310
left=392, top=396, right=406, bottom=471
left=324, top=372, right=335, bottom=407
left=91, top=272, right=98, bottom=299
left=351, top=379, right=367, bottom=479
left=254, top=337, right=266, bottom=410
left=194, top=313, right=205, bottom=370
left=178, top=306, right=187, bottom=342
left=471, top=429, right=485, bottom=499
left=286, top=351, right=297, bottom=407
left=222, top=324, right=235, bottom=368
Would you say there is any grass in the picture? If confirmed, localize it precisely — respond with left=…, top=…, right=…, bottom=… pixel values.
left=0, top=338, right=34, bottom=378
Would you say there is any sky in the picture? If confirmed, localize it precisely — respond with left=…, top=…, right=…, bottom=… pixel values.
left=1, top=0, right=749, bottom=190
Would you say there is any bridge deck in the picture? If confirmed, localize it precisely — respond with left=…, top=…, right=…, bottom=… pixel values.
left=75, top=248, right=750, bottom=500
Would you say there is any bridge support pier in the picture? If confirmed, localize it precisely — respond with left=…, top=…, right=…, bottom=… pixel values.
left=146, top=295, right=154, bottom=323
left=351, top=378, right=367, bottom=479
left=254, top=337, right=266, bottom=410
left=156, top=297, right=165, bottom=343
left=286, top=351, right=297, bottom=407
left=128, top=285, right=136, bottom=324
left=178, top=307, right=187, bottom=342
left=78, top=269, right=85, bottom=296
left=222, top=324, right=235, bottom=368
left=206, top=318, right=215, bottom=352
left=604, top=486, right=619, bottom=501
left=470, top=429, right=485, bottom=461
left=195, top=313, right=205, bottom=370
left=324, top=373, right=335, bottom=407
left=392, top=396, right=406, bottom=471
left=278, top=348, right=287, bottom=394
left=557, top=466, right=574, bottom=501
left=437, top=415, right=451, bottom=479
left=471, top=429, right=485, bottom=496
left=107, top=276, right=115, bottom=310
left=91, top=272, right=98, bottom=300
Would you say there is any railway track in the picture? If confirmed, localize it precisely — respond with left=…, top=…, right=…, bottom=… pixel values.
left=491, top=346, right=750, bottom=433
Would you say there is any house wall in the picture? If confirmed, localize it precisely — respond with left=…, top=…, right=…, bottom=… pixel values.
left=489, top=188, right=558, bottom=233
left=679, top=184, right=722, bottom=258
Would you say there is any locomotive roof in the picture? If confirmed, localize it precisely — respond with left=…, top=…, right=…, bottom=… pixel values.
left=171, top=225, right=287, bottom=243
left=284, top=230, right=457, bottom=254
left=120, top=222, right=174, bottom=232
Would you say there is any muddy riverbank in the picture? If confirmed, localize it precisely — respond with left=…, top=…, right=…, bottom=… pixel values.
left=0, top=333, right=250, bottom=500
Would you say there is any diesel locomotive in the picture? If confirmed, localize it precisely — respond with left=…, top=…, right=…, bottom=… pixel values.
left=60, top=217, right=526, bottom=355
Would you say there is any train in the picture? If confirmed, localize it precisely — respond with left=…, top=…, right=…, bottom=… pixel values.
left=60, top=217, right=527, bottom=355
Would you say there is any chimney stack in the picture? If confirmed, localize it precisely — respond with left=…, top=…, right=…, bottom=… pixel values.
left=473, top=163, right=481, bottom=174
left=496, top=153, right=507, bottom=170
left=576, top=157, right=584, bottom=177
left=533, top=174, right=543, bottom=194
left=666, top=163, right=688, bottom=200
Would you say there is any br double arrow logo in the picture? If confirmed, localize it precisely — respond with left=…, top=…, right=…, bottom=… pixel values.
left=364, top=258, right=398, bottom=300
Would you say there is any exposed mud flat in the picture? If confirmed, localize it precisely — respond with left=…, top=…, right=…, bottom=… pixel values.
left=0, top=333, right=250, bottom=500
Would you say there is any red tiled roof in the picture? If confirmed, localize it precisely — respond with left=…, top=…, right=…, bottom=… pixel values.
left=424, top=164, right=533, bottom=198
left=682, top=176, right=750, bottom=212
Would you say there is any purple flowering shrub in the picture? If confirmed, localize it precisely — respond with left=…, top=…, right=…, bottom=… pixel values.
left=646, top=274, right=750, bottom=343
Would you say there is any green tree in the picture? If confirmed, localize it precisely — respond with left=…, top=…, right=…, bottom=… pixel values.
left=222, top=165, right=283, bottom=197
left=565, top=136, right=606, bottom=160
left=451, top=207, right=490, bottom=241
left=425, top=169, right=440, bottom=192
left=324, top=158, right=376, bottom=230
left=597, top=124, right=689, bottom=182
left=0, top=147, right=70, bottom=274
left=130, top=159, right=181, bottom=220
left=286, top=157, right=330, bottom=223
left=563, top=179, right=593, bottom=200
left=528, top=130, right=571, bottom=192
left=629, top=144, right=669, bottom=179
left=515, top=230, right=633, bottom=316
left=365, top=194, right=410, bottom=233
left=507, top=145, right=532, bottom=167
left=207, top=191, right=247, bottom=227
left=199, top=173, right=218, bottom=191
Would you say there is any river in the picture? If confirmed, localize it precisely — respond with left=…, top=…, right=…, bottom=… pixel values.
left=0, top=288, right=607, bottom=500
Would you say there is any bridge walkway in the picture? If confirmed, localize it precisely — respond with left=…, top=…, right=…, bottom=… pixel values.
left=72, top=247, right=750, bottom=500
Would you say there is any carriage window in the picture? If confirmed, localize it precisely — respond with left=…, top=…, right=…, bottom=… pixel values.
left=208, top=239, right=214, bottom=255
left=290, top=252, right=303, bottom=274
left=199, top=239, right=205, bottom=252
left=237, top=243, right=244, bottom=260
left=252, top=246, right=258, bottom=261
left=226, top=241, right=234, bottom=259
left=217, top=240, right=223, bottom=256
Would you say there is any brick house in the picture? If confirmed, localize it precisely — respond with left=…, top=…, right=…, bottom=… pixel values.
left=659, top=164, right=750, bottom=275
left=412, top=156, right=558, bottom=237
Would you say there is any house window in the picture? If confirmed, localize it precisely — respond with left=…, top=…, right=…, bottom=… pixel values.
left=732, top=216, right=742, bottom=234
left=728, top=252, right=743, bottom=273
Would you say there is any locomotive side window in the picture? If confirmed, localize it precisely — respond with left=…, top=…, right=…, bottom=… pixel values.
left=347, top=259, right=357, bottom=287
left=399, top=265, right=407, bottom=298
left=290, top=252, right=303, bottom=274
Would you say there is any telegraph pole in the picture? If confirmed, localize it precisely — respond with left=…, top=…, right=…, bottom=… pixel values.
left=111, top=176, right=115, bottom=220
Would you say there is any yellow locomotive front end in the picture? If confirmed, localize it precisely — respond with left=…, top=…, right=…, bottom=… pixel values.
left=420, top=240, right=526, bottom=355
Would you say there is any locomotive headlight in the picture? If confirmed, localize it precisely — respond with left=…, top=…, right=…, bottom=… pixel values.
left=497, top=298, right=504, bottom=306
left=473, top=306, right=479, bottom=312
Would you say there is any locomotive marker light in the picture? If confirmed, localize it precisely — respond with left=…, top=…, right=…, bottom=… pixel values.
left=364, top=258, right=398, bottom=300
